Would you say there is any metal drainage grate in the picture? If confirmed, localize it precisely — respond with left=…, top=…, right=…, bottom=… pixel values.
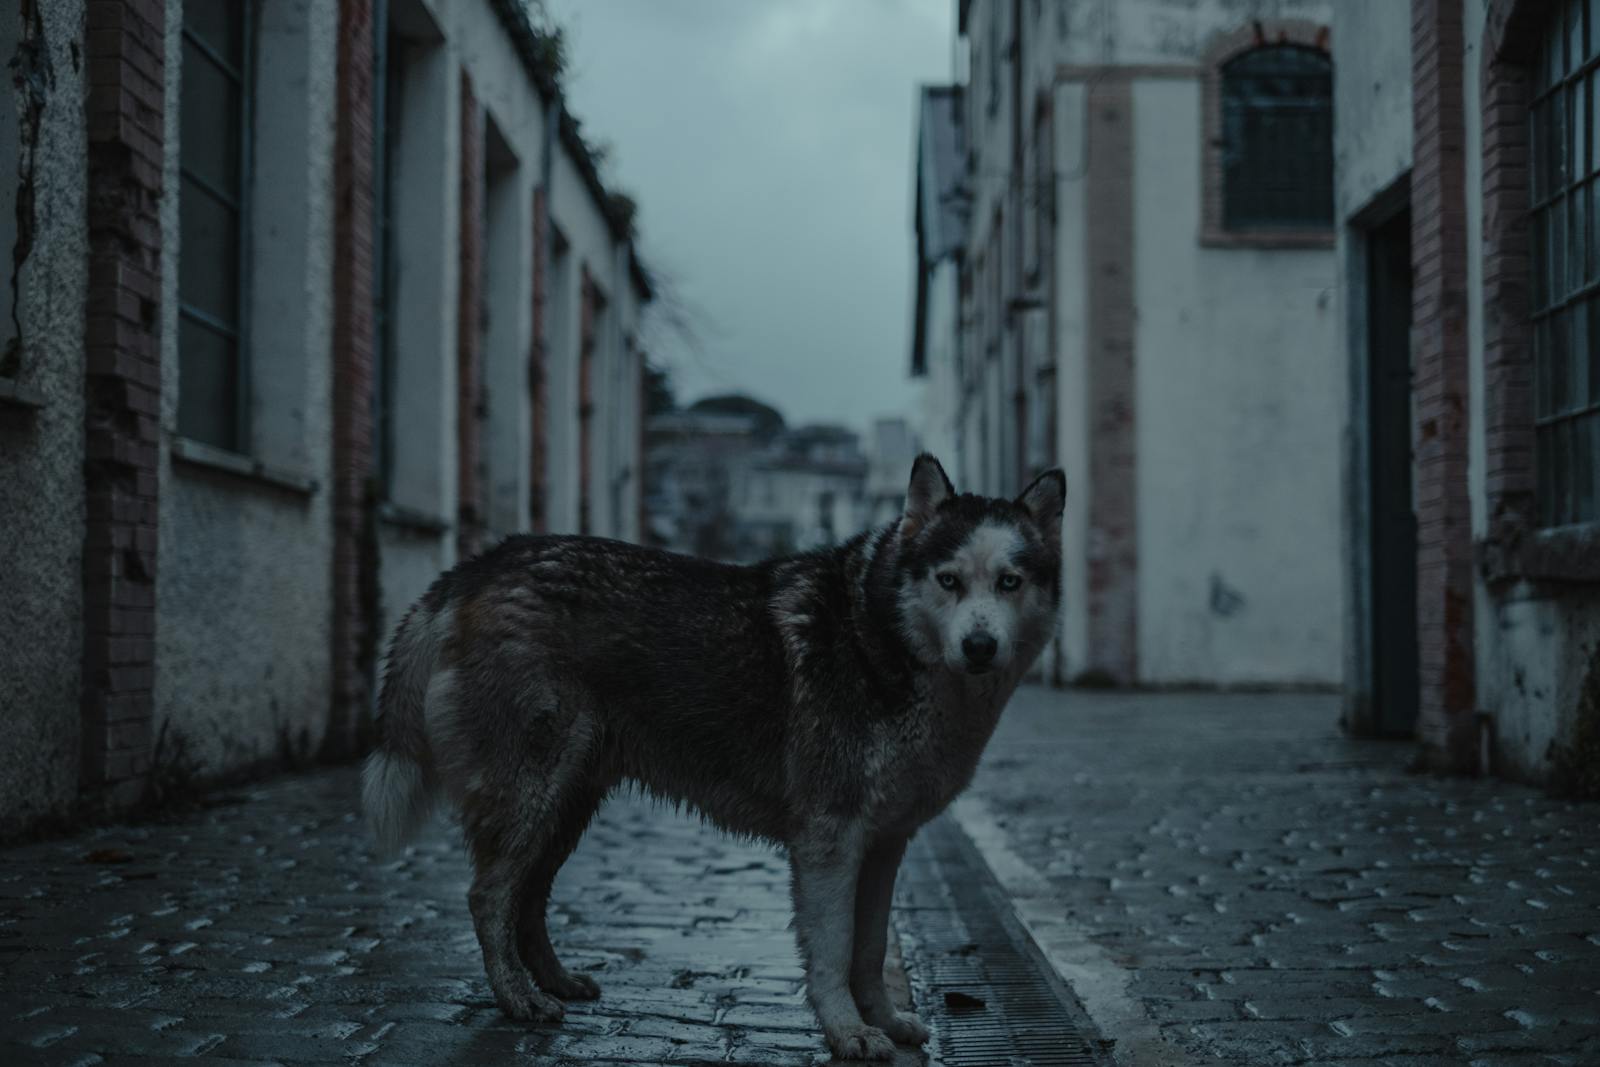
left=895, top=815, right=1108, bottom=1067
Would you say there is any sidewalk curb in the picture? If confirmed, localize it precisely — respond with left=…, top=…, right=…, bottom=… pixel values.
left=950, top=795, right=1194, bottom=1067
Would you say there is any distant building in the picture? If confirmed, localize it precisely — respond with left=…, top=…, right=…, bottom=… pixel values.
left=736, top=424, right=869, bottom=558
left=645, top=400, right=871, bottom=562
left=1331, top=0, right=1600, bottom=782
left=645, top=406, right=770, bottom=558
left=0, top=0, right=653, bottom=835
left=862, top=417, right=920, bottom=528
left=914, top=0, right=1341, bottom=688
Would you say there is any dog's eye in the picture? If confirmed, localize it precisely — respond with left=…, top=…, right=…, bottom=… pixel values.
left=997, top=573, right=1022, bottom=592
left=936, top=573, right=959, bottom=591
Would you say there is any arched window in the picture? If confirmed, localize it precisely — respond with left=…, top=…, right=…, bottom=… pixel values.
left=1529, top=0, right=1599, bottom=527
left=1219, top=45, right=1334, bottom=231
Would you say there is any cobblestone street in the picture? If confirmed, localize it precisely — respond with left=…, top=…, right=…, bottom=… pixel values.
left=958, top=688, right=1600, bottom=1067
left=0, top=772, right=921, bottom=1066
left=5, top=688, right=1598, bottom=1067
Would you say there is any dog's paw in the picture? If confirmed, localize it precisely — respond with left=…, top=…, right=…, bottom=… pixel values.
left=541, top=969, right=601, bottom=1001
left=826, top=1023, right=897, bottom=1061
left=878, top=1010, right=929, bottom=1046
left=496, top=981, right=566, bottom=1024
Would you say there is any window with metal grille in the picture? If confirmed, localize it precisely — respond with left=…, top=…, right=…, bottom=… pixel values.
left=373, top=15, right=402, bottom=496
left=1220, top=45, right=1333, bottom=231
left=177, top=1, right=253, bottom=451
left=1531, top=0, right=1600, bottom=527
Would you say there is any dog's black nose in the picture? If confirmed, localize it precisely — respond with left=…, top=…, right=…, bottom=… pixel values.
left=962, top=632, right=998, bottom=668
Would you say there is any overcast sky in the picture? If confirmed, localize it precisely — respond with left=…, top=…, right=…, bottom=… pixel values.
left=545, top=0, right=954, bottom=434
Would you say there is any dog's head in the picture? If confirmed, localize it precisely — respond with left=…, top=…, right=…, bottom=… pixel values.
left=894, top=454, right=1064, bottom=676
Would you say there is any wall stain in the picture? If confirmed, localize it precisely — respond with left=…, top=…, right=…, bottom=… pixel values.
left=6, top=0, right=52, bottom=376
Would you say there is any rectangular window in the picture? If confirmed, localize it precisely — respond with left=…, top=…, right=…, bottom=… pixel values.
left=178, top=0, right=253, bottom=451
left=1, top=3, right=19, bottom=372
left=1531, top=0, right=1600, bottom=527
left=1220, top=46, right=1334, bottom=231
left=578, top=275, right=604, bottom=536
left=373, top=9, right=401, bottom=494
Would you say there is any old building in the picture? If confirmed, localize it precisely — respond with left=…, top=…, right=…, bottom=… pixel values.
left=644, top=398, right=871, bottom=563
left=0, top=0, right=652, bottom=836
left=1332, top=0, right=1600, bottom=782
left=914, top=0, right=1342, bottom=688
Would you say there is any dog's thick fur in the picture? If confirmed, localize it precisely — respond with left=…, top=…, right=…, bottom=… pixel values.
left=363, top=455, right=1063, bottom=1061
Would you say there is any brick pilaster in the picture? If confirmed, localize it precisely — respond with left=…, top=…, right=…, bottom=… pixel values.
left=1479, top=0, right=1543, bottom=547
left=327, top=0, right=380, bottom=759
left=1410, top=0, right=1476, bottom=769
left=456, top=71, right=486, bottom=559
left=1084, top=76, right=1138, bottom=685
left=81, top=0, right=165, bottom=804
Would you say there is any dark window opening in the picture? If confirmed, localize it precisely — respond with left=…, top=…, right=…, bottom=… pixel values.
left=1220, top=45, right=1333, bottom=232
left=177, top=0, right=253, bottom=451
left=1530, top=0, right=1600, bottom=527
left=373, top=4, right=402, bottom=496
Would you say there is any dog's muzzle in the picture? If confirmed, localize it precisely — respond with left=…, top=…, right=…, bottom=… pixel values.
left=961, top=632, right=998, bottom=674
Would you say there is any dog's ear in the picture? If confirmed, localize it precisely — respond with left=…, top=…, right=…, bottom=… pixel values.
left=902, top=453, right=954, bottom=539
left=1016, top=468, right=1065, bottom=541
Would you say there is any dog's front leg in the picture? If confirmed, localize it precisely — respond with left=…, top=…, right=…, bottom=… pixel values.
left=850, top=836, right=929, bottom=1047
left=791, top=828, right=896, bottom=1061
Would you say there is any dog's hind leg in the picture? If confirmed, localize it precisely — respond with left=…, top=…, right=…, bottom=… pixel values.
left=850, top=836, right=928, bottom=1047
left=516, top=779, right=610, bottom=1000
left=453, top=677, right=591, bottom=1025
left=463, top=816, right=565, bottom=1022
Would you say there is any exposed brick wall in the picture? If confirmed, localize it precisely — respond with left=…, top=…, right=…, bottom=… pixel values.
left=529, top=185, right=548, bottom=533
left=1084, top=76, right=1138, bottom=685
left=1479, top=1, right=1543, bottom=552
left=81, top=0, right=165, bottom=805
left=1410, top=0, right=1475, bottom=770
left=456, top=71, right=486, bottom=559
left=327, top=0, right=379, bottom=759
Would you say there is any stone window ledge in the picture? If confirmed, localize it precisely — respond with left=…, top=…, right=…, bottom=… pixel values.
left=1199, top=227, right=1335, bottom=250
left=171, top=436, right=318, bottom=497
left=0, top=376, right=47, bottom=411
left=379, top=501, right=452, bottom=536
left=1479, top=523, right=1600, bottom=586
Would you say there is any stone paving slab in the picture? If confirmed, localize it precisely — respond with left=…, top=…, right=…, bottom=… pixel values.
left=0, top=770, right=922, bottom=1066
left=958, top=687, right=1600, bottom=1067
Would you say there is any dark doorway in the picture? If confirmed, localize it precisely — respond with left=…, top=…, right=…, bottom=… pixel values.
left=1367, top=209, right=1419, bottom=737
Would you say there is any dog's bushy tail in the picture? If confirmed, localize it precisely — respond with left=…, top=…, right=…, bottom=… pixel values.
left=361, top=606, right=439, bottom=855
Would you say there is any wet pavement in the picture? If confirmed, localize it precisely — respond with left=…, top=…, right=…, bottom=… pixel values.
left=0, top=771, right=923, bottom=1066
left=10, top=686, right=1595, bottom=1067
left=958, top=687, right=1600, bottom=1067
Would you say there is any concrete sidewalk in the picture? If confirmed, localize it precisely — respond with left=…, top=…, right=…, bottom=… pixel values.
left=956, top=687, right=1600, bottom=1067
left=0, top=769, right=920, bottom=1066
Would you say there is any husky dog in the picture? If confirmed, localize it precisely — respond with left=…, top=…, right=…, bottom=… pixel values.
left=362, top=454, right=1063, bottom=1061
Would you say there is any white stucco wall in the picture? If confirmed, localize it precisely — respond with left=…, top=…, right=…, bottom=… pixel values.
left=1332, top=1, right=1413, bottom=223
left=1133, top=78, right=1343, bottom=687
left=155, top=0, right=340, bottom=775
left=914, top=261, right=962, bottom=475
left=1052, top=80, right=1091, bottom=681
left=0, top=0, right=89, bottom=834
